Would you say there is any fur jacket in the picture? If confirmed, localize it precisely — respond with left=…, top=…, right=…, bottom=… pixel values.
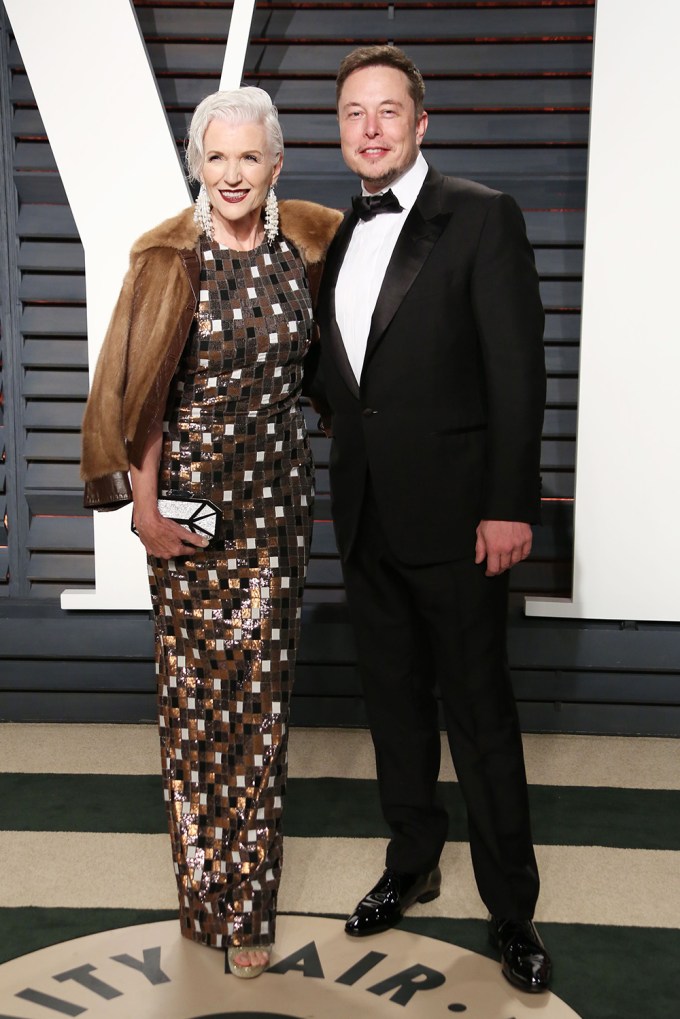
left=81, top=200, right=343, bottom=508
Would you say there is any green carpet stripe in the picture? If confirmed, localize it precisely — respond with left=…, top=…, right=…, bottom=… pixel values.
left=3, top=774, right=680, bottom=850
left=1, top=774, right=167, bottom=834
left=0, top=909, right=677, bottom=1019
left=0, top=908, right=176, bottom=966
left=286, top=780, right=680, bottom=850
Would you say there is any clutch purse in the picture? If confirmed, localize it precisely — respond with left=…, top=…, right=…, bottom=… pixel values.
left=131, top=495, right=220, bottom=542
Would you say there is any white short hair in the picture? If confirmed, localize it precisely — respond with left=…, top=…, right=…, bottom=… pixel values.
left=186, top=87, right=284, bottom=182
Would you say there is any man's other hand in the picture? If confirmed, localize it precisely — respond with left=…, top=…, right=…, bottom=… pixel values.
left=475, top=519, right=533, bottom=577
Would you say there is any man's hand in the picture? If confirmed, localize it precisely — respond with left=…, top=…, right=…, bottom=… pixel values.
left=475, top=519, right=533, bottom=577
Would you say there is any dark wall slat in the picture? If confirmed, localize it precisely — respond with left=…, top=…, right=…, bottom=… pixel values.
left=24, top=432, right=81, bottom=460
left=535, top=250, right=583, bottom=277
left=20, top=274, right=85, bottom=302
left=26, top=552, right=94, bottom=582
left=279, top=176, right=586, bottom=210
left=14, top=173, right=68, bottom=204
left=154, top=76, right=594, bottom=110
left=544, top=315, right=581, bottom=342
left=166, top=109, right=591, bottom=145
left=18, top=241, right=84, bottom=271
left=23, top=339, right=88, bottom=368
left=1, top=659, right=153, bottom=691
left=27, top=492, right=91, bottom=516
left=525, top=211, right=585, bottom=244
left=27, top=515, right=93, bottom=551
left=22, top=370, right=88, bottom=398
left=21, top=307, right=86, bottom=336
left=245, top=42, right=594, bottom=76
left=134, top=41, right=595, bottom=77
left=14, top=71, right=594, bottom=111
left=24, top=463, right=84, bottom=489
left=135, top=6, right=595, bottom=40
left=15, top=139, right=588, bottom=179
left=17, top=203, right=77, bottom=237
left=24, top=401, right=85, bottom=430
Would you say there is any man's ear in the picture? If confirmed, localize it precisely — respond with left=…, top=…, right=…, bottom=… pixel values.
left=416, top=110, right=429, bottom=147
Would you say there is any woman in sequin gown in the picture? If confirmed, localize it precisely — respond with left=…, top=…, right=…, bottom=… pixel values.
left=126, top=90, right=320, bottom=977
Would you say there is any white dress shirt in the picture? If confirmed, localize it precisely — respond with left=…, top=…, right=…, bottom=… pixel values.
left=336, top=151, right=429, bottom=383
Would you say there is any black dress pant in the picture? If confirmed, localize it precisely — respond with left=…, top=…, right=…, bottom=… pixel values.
left=341, top=483, right=540, bottom=920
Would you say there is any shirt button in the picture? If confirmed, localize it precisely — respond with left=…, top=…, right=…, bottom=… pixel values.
left=362, top=407, right=377, bottom=417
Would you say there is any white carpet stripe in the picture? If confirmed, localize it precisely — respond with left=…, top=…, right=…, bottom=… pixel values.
left=0, top=831, right=677, bottom=928
left=1, top=723, right=679, bottom=789
left=0, top=723, right=161, bottom=776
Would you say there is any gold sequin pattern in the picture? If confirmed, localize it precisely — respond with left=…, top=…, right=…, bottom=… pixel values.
left=148, top=236, right=313, bottom=948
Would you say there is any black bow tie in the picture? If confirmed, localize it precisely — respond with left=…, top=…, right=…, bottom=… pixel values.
left=352, top=189, right=403, bottom=221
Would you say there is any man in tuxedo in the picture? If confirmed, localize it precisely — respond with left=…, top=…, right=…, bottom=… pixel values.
left=311, top=46, right=550, bottom=993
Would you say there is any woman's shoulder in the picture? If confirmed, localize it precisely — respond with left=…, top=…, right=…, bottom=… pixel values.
left=130, top=206, right=199, bottom=259
left=279, top=200, right=344, bottom=265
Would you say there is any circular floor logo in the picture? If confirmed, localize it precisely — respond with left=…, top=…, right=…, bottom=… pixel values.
left=0, top=916, right=580, bottom=1018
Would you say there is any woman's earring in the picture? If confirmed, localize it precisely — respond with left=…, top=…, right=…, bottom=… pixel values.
left=264, top=184, right=279, bottom=244
left=194, top=183, right=213, bottom=240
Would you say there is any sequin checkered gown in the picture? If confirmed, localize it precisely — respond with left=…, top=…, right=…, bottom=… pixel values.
left=148, top=236, right=314, bottom=949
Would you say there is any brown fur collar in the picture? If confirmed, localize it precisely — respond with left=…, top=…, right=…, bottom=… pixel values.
left=131, top=200, right=343, bottom=266
left=81, top=198, right=342, bottom=499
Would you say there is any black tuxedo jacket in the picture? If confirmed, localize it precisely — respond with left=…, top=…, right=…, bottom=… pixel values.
left=310, top=166, right=546, bottom=565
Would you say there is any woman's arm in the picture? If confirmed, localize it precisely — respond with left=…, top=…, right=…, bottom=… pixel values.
left=130, top=423, right=208, bottom=559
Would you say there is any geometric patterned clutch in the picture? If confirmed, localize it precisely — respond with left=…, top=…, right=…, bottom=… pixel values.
left=131, top=495, right=220, bottom=540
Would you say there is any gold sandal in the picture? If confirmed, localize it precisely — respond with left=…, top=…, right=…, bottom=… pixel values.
left=226, top=944, right=271, bottom=979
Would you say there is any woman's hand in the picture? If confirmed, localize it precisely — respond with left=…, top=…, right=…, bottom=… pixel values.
left=129, top=422, right=208, bottom=559
left=132, top=506, right=209, bottom=559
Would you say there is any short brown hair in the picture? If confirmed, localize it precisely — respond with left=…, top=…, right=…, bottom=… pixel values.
left=336, top=45, right=426, bottom=117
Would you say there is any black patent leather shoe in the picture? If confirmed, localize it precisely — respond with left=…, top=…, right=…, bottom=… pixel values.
left=488, top=916, right=552, bottom=993
left=345, top=867, right=441, bottom=936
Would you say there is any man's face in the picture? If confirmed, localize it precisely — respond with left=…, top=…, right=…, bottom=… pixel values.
left=338, top=64, right=428, bottom=194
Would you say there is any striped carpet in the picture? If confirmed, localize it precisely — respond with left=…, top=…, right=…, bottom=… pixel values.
left=1, top=723, right=678, bottom=1018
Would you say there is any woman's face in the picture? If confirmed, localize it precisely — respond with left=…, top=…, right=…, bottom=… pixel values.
left=201, top=118, right=282, bottom=231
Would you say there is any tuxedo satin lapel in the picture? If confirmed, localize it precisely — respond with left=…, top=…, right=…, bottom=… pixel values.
left=363, top=168, right=448, bottom=371
left=320, top=211, right=361, bottom=399
left=321, top=211, right=356, bottom=295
